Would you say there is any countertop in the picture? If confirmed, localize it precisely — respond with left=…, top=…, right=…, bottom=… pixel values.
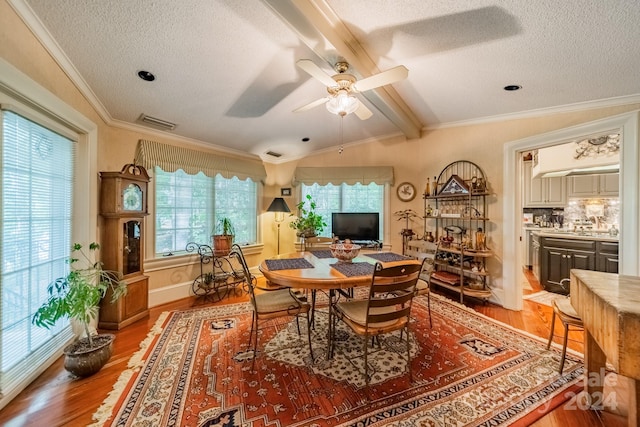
left=570, top=270, right=640, bottom=378
left=531, top=229, right=619, bottom=242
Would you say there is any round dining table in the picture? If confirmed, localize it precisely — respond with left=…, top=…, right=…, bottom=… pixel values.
left=259, top=250, right=421, bottom=359
left=259, top=251, right=378, bottom=289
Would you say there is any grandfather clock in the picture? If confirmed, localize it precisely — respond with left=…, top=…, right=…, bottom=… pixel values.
left=98, top=163, right=150, bottom=329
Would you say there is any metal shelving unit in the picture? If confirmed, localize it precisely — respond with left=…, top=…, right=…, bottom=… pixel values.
left=423, top=160, right=492, bottom=303
left=186, top=242, right=248, bottom=304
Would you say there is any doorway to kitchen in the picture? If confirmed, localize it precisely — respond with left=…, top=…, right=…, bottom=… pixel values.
left=502, top=111, right=640, bottom=311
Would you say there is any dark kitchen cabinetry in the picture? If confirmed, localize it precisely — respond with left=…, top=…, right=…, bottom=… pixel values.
left=540, top=237, right=596, bottom=294
left=596, top=241, right=619, bottom=273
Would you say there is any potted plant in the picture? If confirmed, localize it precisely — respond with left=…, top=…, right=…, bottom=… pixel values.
left=289, top=194, right=327, bottom=238
left=213, top=217, right=235, bottom=256
left=32, top=242, right=127, bottom=377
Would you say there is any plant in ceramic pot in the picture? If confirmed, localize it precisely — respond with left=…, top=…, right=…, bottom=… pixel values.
left=289, top=194, right=327, bottom=238
left=213, top=217, right=235, bottom=256
left=32, top=242, right=127, bottom=377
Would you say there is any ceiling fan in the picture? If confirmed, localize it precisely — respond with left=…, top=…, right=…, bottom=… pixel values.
left=293, top=59, right=408, bottom=120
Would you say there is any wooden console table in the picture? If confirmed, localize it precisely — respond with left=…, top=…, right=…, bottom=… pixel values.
left=571, top=270, right=640, bottom=426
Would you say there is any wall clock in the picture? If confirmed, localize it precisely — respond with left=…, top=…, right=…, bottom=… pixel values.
left=396, top=182, right=416, bottom=202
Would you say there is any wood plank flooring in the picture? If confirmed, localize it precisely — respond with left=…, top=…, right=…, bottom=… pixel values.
left=0, top=270, right=628, bottom=426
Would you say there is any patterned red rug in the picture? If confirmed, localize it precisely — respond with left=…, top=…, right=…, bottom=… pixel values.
left=90, top=294, right=583, bottom=426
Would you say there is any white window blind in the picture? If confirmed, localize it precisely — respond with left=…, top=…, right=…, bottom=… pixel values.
left=1, top=110, right=75, bottom=392
left=302, top=182, right=384, bottom=238
left=155, top=168, right=257, bottom=255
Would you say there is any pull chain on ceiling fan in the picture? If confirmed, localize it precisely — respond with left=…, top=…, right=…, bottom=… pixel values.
left=294, top=59, right=408, bottom=120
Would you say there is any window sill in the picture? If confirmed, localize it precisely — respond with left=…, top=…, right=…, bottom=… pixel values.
left=145, top=243, right=264, bottom=272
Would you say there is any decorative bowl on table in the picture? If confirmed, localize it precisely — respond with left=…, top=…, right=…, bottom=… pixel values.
left=330, top=243, right=362, bottom=263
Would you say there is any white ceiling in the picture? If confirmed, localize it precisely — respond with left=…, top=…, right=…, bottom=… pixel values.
left=13, top=0, right=640, bottom=162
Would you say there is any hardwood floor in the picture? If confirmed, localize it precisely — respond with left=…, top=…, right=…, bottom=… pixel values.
left=0, top=270, right=627, bottom=426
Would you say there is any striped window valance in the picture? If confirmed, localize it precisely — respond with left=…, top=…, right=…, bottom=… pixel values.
left=292, top=166, right=394, bottom=186
left=134, top=139, right=266, bottom=182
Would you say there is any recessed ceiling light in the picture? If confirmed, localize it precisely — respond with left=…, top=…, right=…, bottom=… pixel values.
left=302, top=137, right=310, bottom=142
left=504, top=85, right=522, bottom=91
left=138, top=70, right=155, bottom=82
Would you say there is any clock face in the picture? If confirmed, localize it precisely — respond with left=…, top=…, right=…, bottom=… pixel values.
left=396, top=182, right=416, bottom=202
left=123, top=183, right=143, bottom=211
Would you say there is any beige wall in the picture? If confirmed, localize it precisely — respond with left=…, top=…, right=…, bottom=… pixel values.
left=3, top=0, right=639, bottom=305
left=284, top=105, right=640, bottom=295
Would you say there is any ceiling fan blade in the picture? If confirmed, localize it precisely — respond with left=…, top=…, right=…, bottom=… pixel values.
left=293, top=97, right=329, bottom=113
left=354, top=101, right=373, bottom=120
left=352, top=65, right=409, bottom=92
left=296, top=59, right=337, bottom=87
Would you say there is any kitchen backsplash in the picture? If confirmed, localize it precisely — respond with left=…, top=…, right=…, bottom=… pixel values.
left=564, top=198, right=620, bottom=230
left=523, top=208, right=564, bottom=227
left=523, top=198, right=620, bottom=231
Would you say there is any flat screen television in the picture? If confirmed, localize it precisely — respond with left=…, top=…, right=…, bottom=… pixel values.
left=331, top=212, right=380, bottom=242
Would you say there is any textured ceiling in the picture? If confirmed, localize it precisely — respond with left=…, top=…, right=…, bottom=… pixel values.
left=13, top=0, right=640, bottom=162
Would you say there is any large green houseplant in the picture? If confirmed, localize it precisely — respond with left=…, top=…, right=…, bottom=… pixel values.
left=32, top=242, right=127, bottom=377
left=289, top=194, right=327, bottom=238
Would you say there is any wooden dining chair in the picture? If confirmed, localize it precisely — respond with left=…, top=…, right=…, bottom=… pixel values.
left=332, top=260, right=422, bottom=386
left=405, top=240, right=438, bottom=328
left=545, top=279, right=583, bottom=373
left=229, top=245, right=314, bottom=363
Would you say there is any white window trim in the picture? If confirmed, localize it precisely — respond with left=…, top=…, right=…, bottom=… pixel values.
left=0, top=58, right=97, bottom=411
left=502, top=110, right=639, bottom=311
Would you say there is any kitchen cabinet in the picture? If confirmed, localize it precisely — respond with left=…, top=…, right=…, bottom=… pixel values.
left=540, top=237, right=596, bottom=294
left=523, top=161, right=566, bottom=207
left=532, top=232, right=540, bottom=280
left=567, top=173, right=619, bottom=198
left=522, top=227, right=536, bottom=268
left=596, top=241, right=619, bottom=273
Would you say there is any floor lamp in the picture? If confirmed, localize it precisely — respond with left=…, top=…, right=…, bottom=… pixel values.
left=267, top=197, right=290, bottom=254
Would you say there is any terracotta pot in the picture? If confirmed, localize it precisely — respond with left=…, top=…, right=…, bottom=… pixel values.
left=63, top=333, right=115, bottom=377
left=213, top=234, right=234, bottom=256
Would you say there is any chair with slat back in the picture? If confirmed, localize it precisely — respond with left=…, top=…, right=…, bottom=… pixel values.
left=332, top=260, right=423, bottom=387
left=304, top=236, right=333, bottom=251
left=405, top=240, right=438, bottom=327
left=229, top=245, right=314, bottom=366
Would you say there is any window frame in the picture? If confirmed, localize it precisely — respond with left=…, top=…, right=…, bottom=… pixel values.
left=300, top=182, right=389, bottom=242
left=148, top=166, right=261, bottom=259
left=0, top=58, right=98, bottom=408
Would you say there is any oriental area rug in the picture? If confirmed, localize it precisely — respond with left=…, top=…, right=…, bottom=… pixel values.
left=90, top=294, right=583, bottom=427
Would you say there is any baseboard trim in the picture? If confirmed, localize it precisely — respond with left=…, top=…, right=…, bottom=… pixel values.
left=149, top=268, right=263, bottom=308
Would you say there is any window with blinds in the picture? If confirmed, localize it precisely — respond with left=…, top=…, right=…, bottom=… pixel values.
left=1, top=110, right=75, bottom=392
left=301, top=182, right=384, bottom=238
left=155, top=168, right=257, bottom=255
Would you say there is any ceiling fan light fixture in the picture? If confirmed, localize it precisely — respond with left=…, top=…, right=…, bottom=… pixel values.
left=326, top=90, right=358, bottom=116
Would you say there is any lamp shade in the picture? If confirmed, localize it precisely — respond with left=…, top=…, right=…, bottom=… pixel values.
left=267, top=197, right=291, bottom=213
left=326, top=90, right=359, bottom=116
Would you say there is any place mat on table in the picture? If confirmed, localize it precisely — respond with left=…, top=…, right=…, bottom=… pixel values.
left=264, top=258, right=314, bottom=271
left=310, top=249, right=334, bottom=259
left=365, top=252, right=412, bottom=262
left=330, top=262, right=374, bottom=277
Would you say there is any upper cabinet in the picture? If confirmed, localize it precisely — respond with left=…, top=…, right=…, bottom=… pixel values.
left=523, top=161, right=567, bottom=207
left=567, top=173, right=619, bottom=198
